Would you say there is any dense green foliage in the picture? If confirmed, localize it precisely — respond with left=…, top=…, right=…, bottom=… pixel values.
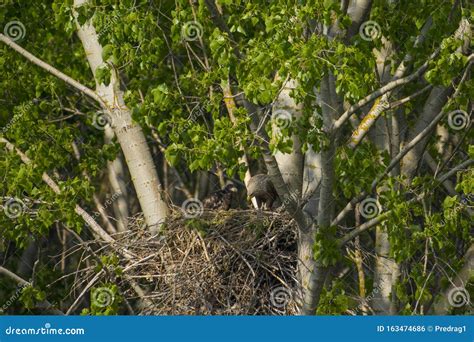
left=0, top=0, right=472, bottom=315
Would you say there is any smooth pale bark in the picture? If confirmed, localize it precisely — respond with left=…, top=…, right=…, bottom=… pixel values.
left=73, top=0, right=168, bottom=233
left=300, top=74, right=337, bottom=314
left=401, top=86, right=452, bottom=179
left=273, top=78, right=304, bottom=200
left=372, top=226, right=400, bottom=314
left=302, top=148, right=322, bottom=217
left=435, top=125, right=451, bottom=162
left=104, top=126, right=130, bottom=232
left=367, top=38, right=400, bottom=314
left=345, top=0, right=373, bottom=40
left=302, top=84, right=325, bottom=217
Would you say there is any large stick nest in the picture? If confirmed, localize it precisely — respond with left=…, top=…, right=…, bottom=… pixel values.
left=108, top=209, right=300, bottom=315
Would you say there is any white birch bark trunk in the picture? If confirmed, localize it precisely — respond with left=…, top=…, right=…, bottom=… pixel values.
left=272, top=79, right=304, bottom=199
left=104, top=126, right=130, bottom=232
left=73, top=0, right=168, bottom=233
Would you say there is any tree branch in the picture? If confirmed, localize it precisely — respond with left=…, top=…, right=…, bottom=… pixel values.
left=0, top=34, right=105, bottom=107
left=0, top=137, right=135, bottom=260
left=332, top=105, right=456, bottom=226
left=331, top=53, right=435, bottom=133
left=0, top=266, right=64, bottom=315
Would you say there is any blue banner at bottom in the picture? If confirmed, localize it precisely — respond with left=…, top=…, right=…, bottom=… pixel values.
left=0, top=316, right=472, bottom=342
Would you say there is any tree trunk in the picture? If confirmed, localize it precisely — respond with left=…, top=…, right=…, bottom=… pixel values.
left=73, top=0, right=168, bottom=233
left=105, top=126, right=130, bottom=232
left=273, top=78, right=304, bottom=199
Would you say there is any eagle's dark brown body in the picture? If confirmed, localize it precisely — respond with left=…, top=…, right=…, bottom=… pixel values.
left=203, top=184, right=238, bottom=210
left=247, top=174, right=277, bottom=210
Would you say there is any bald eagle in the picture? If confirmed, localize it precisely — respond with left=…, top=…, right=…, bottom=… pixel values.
left=203, top=183, right=238, bottom=210
left=247, top=174, right=278, bottom=210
